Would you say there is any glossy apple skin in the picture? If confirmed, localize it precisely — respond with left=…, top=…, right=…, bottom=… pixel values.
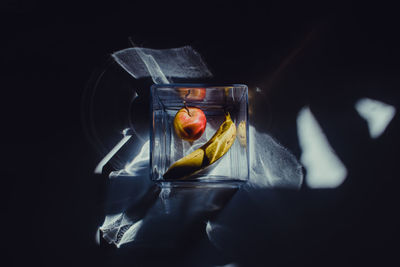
left=173, top=107, right=207, bottom=141
left=178, top=88, right=206, bottom=101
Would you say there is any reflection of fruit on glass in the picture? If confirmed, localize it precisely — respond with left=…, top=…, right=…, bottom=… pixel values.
left=164, top=113, right=237, bottom=180
left=173, top=107, right=207, bottom=141
left=238, top=120, right=247, bottom=147
left=178, top=88, right=206, bottom=101
left=224, top=87, right=233, bottom=97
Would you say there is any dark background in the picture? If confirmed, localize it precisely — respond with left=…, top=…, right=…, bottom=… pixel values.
left=2, top=1, right=400, bottom=266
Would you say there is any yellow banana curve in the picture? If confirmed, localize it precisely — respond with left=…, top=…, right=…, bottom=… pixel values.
left=163, top=113, right=237, bottom=180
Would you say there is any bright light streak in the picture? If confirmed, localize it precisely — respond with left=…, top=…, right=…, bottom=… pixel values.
left=297, top=107, right=347, bottom=188
left=95, top=226, right=101, bottom=245
left=124, top=140, right=150, bottom=175
left=94, top=134, right=132, bottom=174
left=355, top=98, right=396, bottom=139
left=100, top=214, right=143, bottom=247
left=206, top=220, right=220, bottom=249
left=116, top=219, right=143, bottom=248
left=206, top=220, right=213, bottom=237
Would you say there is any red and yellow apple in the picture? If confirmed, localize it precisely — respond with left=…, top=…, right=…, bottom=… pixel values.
left=173, top=107, right=206, bottom=141
left=178, top=87, right=206, bottom=101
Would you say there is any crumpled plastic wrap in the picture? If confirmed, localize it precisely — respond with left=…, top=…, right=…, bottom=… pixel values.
left=248, top=126, right=303, bottom=189
left=112, top=46, right=213, bottom=83
left=99, top=126, right=303, bottom=247
left=95, top=45, right=303, bottom=249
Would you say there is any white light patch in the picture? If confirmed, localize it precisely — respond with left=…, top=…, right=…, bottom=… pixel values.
left=94, top=135, right=132, bottom=174
left=297, top=107, right=347, bottom=188
left=355, top=98, right=396, bottom=139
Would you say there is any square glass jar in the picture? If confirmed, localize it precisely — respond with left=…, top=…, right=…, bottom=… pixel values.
left=150, top=84, right=249, bottom=187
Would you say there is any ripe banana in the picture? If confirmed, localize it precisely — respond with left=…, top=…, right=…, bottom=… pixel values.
left=163, top=112, right=237, bottom=180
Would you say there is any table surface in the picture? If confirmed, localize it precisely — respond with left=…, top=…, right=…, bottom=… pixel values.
left=2, top=2, right=400, bottom=266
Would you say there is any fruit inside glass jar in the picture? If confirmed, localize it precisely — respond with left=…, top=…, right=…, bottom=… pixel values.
left=151, top=84, right=249, bottom=184
left=173, top=106, right=207, bottom=142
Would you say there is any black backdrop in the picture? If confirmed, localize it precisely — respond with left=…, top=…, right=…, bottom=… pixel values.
left=2, top=1, right=400, bottom=266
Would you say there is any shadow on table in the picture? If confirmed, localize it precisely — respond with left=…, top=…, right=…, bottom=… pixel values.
left=98, top=168, right=240, bottom=266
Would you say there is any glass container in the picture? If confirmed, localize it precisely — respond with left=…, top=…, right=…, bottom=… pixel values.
left=151, top=84, right=249, bottom=187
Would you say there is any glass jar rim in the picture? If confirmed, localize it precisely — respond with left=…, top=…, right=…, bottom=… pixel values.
left=151, top=83, right=248, bottom=89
